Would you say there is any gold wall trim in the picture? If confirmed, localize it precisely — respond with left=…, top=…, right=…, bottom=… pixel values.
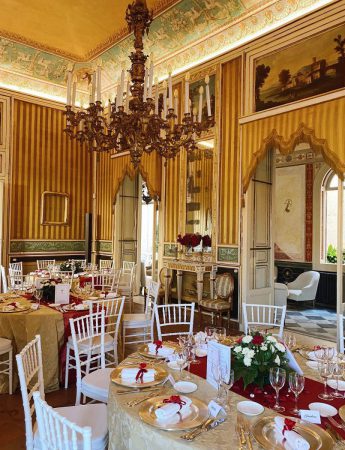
left=218, top=57, right=242, bottom=246
left=241, top=98, right=345, bottom=193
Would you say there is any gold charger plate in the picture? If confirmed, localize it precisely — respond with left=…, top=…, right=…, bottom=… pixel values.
left=339, top=405, right=345, bottom=422
left=111, top=364, right=168, bottom=389
left=138, top=342, right=179, bottom=359
left=139, top=395, right=209, bottom=431
left=0, top=305, right=30, bottom=313
left=252, top=416, right=334, bottom=450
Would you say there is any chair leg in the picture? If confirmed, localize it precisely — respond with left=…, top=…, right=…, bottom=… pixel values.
left=64, top=344, right=70, bottom=389
left=123, top=324, right=126, bottom=359
left=8, top=348, right=12, bottom=395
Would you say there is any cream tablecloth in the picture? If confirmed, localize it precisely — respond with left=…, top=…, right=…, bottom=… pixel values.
left=107, top=348, right=344, bottom=449
left=0, top=296, right=64, bottom=393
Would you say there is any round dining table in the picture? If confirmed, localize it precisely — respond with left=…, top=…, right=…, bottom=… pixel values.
left=107, top=344, right=344, bottom=449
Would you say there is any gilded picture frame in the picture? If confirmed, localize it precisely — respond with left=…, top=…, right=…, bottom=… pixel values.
left=41, top=191, right=70, bottom=226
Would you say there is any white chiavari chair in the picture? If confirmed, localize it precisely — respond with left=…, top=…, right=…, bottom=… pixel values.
left=242, top=303, right=287, bottom=338
left=154, top=303, right=195, bottom=340
left=71, top=259, right=87, bottom=269
left=70, top=310, right=114, bottom=405
left=9, top=261, right=23, bottom=275
left=52, top=271, right=74, bottom=287
left=91, top=269, right=121, bottom=293
left=16, top=334, right=108, bottom=450
left=36, top=259, right=55, bottom=270
left=338, top=314, right=344, bottom=353
left=0, top=337, right=12, bottom=394
left=122, top=261, right=135, bottom=273
left=99, top=259, right=113, bottom=271
left=7, top=274, right=31, bottom=292
left=33, top=391, right=108, bottom=450
left=118, top=266, right=136, bottom=313
left=123, top=280, right=159, bottom=355
left=1, top=265, right=8, bottom=293
left=88, top=296, right=125, bottom=366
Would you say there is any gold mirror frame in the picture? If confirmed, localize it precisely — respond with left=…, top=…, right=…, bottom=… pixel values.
left=40, top=191, right=70, bottom=225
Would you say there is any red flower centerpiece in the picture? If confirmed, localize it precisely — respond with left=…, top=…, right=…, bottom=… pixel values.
left=177, top=233, right=202, bottom=253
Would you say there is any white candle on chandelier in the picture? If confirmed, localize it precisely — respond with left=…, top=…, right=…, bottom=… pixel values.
left=154, top=77, right=159, bottom=115
left=71, top=81, right=76, bottom=107
left=148, top=54, right=154, bottom=98
left=174, top=89, right=178, bottom=114
left=205, top=75, right=211, bottom=117
left=91, top=73, right=96, bottom=103
left=184, top=72, right=190, bottom=114
left=143, top=68, right=148, bottom=102
left=66, top=70, right=72, bottom=105
left=116, top=80, right=121, bottom=107
left=198, top=85, right=204, bottom=122
left=193, top=107, right=197, bottom=123
left=96, top=66, right=102, bottom=102
left=168, top=71, right=173, bottom=109
left=108, top=99, right=111, bottom=119
left=163, top=80, right=167, bottom=119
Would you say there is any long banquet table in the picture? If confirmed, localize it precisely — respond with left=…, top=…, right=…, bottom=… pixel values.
left=107, top=345, right=345, bottom=449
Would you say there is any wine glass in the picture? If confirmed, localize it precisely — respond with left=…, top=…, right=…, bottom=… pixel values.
left=221, top=366, right=234, bottom=412
left=324, top=347, right=336, bottom=362
left=318, top=361, right=335, bottom=400
left=176, top=351, right=187, bottom=381
left=35, top=288, right=43, bottom=308
left=331, top=359, right=344, bottom=399
left=214, top=327, right=227, bottom=342
left=211, top=361, right=222, bottom=402
left=205, top=326, right=217, bottom=341
left=269, top=367, right=286, bottom=412
left=183, top=346, right=193, bottom=380
left=284, top=333, right=297, bottom=350
left=289, top=372, right=305, bottom=416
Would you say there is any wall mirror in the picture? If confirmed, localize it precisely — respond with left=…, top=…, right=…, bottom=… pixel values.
left=41, top=191, right=69, bottom=225
left=185, top=138, right=213, bottom=248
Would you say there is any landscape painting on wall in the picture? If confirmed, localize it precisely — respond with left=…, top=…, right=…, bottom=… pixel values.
left=255, top=24, right=345, bottom=112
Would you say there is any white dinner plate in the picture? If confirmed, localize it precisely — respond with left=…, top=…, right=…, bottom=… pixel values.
left=237, top=400, right=264, bottom=416
left=309, top=402, right=338, bottom=417
left=167, top=361, right=188, bottom=371
left=173, top=381, right=198, bottom=394
left=306, top=360, right=318, bottom=370
left=327, top=379, right=345, bottom=391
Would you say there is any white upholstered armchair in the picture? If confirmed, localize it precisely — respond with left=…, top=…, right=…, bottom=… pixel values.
left=287, top=271, right=320, bottom=306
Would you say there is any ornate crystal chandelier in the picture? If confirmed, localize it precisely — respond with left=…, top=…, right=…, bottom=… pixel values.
left=64, top=0, right=214, bottom=167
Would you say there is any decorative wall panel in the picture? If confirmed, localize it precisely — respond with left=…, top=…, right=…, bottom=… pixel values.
left=164, top=154, right=181, bottom=243
left=10, top=99, right=92, bottom=245
left=219, top=57, right=242, bottom=246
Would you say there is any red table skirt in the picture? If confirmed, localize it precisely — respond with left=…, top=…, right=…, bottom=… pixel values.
left=189, top=355, right=345, bottom=439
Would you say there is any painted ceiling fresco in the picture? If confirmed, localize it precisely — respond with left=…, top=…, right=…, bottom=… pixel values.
left=0, top=0, right=333, bottom=102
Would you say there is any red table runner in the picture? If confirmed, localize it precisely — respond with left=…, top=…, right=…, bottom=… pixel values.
left=189, top=355, right=345, bottom=439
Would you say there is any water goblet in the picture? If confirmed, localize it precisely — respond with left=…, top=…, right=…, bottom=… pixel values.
left=269, top=367, right=286, bottom=412
left=183, top=346, right=193, bottom=380
left=214, top=327, right=227, bottom=342
left=331, top=359, right=344, bottom=399
left=318, top=361, right=335, bottom=400
left=35, top=288, right=43, bottom=308
left=176, top=352, right=187, bottom=381
left=211, top=361, right=222, bottom=402
left=324, top=347, right=336, bottom=362
left=221, top=366, right=234, bottom=412
left=288, top=372, right=305, bottom=416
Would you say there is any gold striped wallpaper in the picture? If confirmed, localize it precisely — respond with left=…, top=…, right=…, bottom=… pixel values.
left=241, top=97, right=345, bottom=192
left=96, top=152, right=162, bottom=241
left=219, top=57, right=242, bottom=246
left=164, top=154, right=181, bottom=242
left=11, top=99, right=92, bottom=241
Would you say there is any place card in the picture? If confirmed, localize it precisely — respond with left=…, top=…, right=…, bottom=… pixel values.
left=54, top=284, right=70, bottom=305
left=206, top=341, right=231, bottom=389
left=300, top=410, right=321, bottom=424
left=208, top=400, right=224, bottom=417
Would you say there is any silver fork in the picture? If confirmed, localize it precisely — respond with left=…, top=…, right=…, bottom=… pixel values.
left=180, top=418, right=214, bottom=441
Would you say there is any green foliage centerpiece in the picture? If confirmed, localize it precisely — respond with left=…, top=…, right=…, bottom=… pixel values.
left=233, top=331, right=289, bottom=389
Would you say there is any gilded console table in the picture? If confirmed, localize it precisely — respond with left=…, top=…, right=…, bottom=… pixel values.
left=163, top=259, right=217, bottom=305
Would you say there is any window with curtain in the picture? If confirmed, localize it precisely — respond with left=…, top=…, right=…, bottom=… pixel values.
left=321, top=170, right=345, bottom=263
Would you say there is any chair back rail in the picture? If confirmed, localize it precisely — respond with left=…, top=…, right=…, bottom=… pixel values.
left=154, top=303, right=195, bottom=340
left=33, top=391, right=92, bottom=450
left=16, top=335, right=45, bottom=450
left=243, top=303, right=286, bottom=338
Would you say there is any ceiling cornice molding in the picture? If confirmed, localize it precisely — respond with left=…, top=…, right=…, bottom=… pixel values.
left=0, top=0, right=182, bottom=62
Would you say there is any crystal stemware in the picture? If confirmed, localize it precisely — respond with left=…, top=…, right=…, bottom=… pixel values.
left=35, top=288, right=43, bottom=308
left=176, top=351, right=187, bottom=381
left=221, top=366, right=234, bottom=412
left=318, top=361, right=334, bottom=400
left=269, top=367, right=286, bottom=412
left=288, top=372, right=305, bottom=415
left=211, top=361, right=222, bottom=402
left=331, top=359, right=344, bottom=399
